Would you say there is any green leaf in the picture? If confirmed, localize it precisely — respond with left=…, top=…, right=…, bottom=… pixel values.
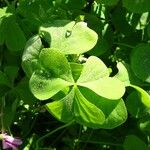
left=129, top=85, right=150, bottom=108
left=5, top=15, right=26, bottom=51
left=4, top=66, right=19, bottom=85
left=0, top=7, right=7, bottom=18
left=1, top=92, right=18, bottom=128
left=39, top=48, right=74, bottom=82
left=39, top=20, right=98, bottom=54
left=29, top=70, right=73, bottom=100
left=74, top=87, right=105, bottom=128
left=122, top=0, right=150, bottom=13
left=22, top=35, right=43, bottom=77
left=123, top=135, right=149, bottom=150
left=147, top=24, right=150, bottom=38
left=99, top=99, right=127, bottom=129
left=14, top=77, right=37, bottom=105
left=78, top=77, right=125, bottom=100
left=79, top=87, right=127, bottom=129
left=138, top=116, right=150, bottom=135
left=0, top=8, right=11, bottom=45
left=131, top=44, right=150, bottom=83
left=70, top=63, right=83, bottom=82
left=46, top=89, right=74, bottom=123
left=0, top=17, right=6, bottom=45
left=115, top=62, right=130, bottom=86
left=77, top=56, right=109, bottom=83
left=0, top=71, right=11, bottom=87
left=111, top=6, right=134, bottom=36
left=126, top=91, right=148, bottom=118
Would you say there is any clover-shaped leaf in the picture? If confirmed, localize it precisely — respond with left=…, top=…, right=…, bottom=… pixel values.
left=28, top=49, right=126, bottom=128
left=39, top=20, right=98, bottom=54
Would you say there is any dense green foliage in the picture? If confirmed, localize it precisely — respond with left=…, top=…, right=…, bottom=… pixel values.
left=0, top=0, right=150, bottom=149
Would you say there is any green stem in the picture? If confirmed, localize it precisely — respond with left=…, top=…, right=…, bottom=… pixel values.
left=1, top=96, right=5, bottom=133
left=114, top=42, right=134, bottom=49
left=78, top=140, right=122, bottom=147
left=35, top=120, right=74, bottom=150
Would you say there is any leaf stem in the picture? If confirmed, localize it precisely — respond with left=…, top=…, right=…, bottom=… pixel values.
left=78, top=139, right=123, bottom=147
left=114, top=42, right=134, bottom=49
left=35, top=120, right=74, bottom=150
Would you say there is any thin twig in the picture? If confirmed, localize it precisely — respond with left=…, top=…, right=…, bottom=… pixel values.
left=35, top=120, right=74, bottom=150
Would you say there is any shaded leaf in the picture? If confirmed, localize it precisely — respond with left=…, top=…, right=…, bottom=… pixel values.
left=126, top=91, right=149, bottom=118
left=97, top=0, right=119, bottom=5
left=5, top=15, right=26, bottom=51
left=123, top=135, right=149, bottom=150
left=131, top=44, right=150, bottom=83
left=129, top=85, right=150, bottom=108
left=74, top=87, right=105, bottom=128
left=123, top=0, right=150, bottom=13
left=46, top=89, right=74, bottom=122
left=79, top=87, right=127, bottom=129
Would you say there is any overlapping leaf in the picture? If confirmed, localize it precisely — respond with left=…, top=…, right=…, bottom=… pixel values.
left=39, top=20, right=98, bottom=54
left=77, top=56, right=125, bottom=100
left=24, top=43, right=126, bottom=128
left=74, top=87, right=105, bottom=128
left=22, top=35, right=43, bottom=77
left=46, top=89, right=75, bottom=122
left=29, top=48, right=74, bottom=100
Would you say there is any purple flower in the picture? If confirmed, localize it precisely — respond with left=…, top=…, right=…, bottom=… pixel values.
left=1, top=134, right=22, bottom=150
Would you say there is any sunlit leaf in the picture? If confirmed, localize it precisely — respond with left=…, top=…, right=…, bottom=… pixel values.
left=115, top=62, right=130, bottom=86
left=77, top=56, right=109, bottom=83
left=30, top=70, right=73, bottom=100
left=22, top=35, right=43, bottom=77
left=78, top=77, right=125, bottom=100
left=39, top=20, right=98, bottom=54
left=39, top=48, right=74, bottom=82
